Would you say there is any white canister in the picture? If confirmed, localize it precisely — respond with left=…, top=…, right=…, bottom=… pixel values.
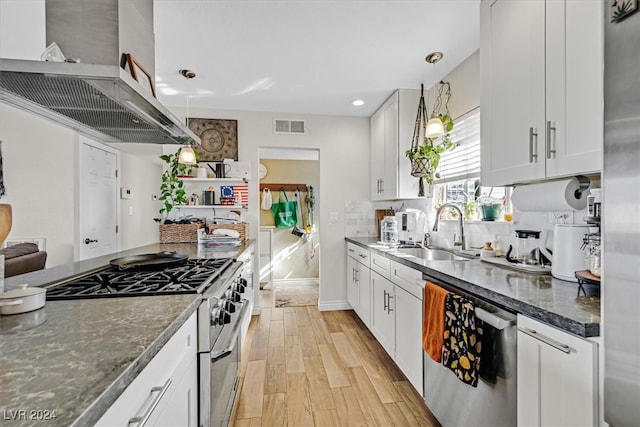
left=196, top=167, right=208, bottom=178
left=551, top=224, right=595, bottom=282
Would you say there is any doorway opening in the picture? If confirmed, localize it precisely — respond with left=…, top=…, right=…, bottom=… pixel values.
left=258, top=148, right=319, bottom=308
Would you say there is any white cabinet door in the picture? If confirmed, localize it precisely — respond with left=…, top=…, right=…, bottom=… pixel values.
left=394, top=284, right=423, bottom=395
left=357, top=265, right=371, bottom=328
left=544, top=0, right=603, bottom=178
left=480, top=0, right=546, bottom=186
left=371, top=271, right=395, bottom=355
left=371, top=93, right=398, bottom=200
left=96, top=313, right=197, bottom=426
left=346, top=256, right=359, bottom=313
left=517, top=315, right=598, bottom=427
left=370, top=90, right=421, bottom=200
left=480, top=0, right=603, bottom=186
left=146, top=355, right=198, bottom=427
left=259, top=228, right=273, bottom=286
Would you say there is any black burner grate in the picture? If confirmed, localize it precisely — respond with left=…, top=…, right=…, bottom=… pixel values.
left=46, top=258, right=232, bottom=300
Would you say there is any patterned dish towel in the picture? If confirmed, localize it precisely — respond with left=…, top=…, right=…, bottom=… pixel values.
left=442, top=293, right=483, bottom=387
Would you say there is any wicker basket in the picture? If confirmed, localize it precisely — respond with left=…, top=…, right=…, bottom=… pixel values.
left=207, top=222, right=249, bottom=241
left=159, top=223, right=202, bottom=243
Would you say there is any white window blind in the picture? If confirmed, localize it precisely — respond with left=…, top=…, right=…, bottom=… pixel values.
left=436, top=108, right=480, bottom=183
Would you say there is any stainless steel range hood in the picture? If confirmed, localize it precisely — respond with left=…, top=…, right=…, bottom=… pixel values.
left=0, top=58, right=199, bottom=145
left=0, top=0, right=199, bottom=145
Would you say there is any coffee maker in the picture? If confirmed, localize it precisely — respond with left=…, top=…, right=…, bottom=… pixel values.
left=506, top=229, right=552, bottom=266
left=395, top=209, right=426, bottom=246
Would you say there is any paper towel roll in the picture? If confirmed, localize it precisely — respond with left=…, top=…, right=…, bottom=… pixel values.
left=511, top=178, right=588, bottom=211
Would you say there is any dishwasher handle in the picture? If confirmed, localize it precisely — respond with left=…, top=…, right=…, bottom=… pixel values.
left=475, top=307, right=515, bottom=330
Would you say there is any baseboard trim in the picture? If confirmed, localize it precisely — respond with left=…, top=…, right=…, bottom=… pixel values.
left=317, top=300, right=352, bottom=311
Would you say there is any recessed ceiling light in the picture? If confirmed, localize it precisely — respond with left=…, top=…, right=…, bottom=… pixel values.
left=352, top=99, right=365, bottom=106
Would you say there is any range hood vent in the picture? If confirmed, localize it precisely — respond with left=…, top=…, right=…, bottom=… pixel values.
left=0, top=58, right=199, bottom=145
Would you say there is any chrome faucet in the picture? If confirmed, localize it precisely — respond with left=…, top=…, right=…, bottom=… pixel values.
left=433, top=203, right=466, bottom=250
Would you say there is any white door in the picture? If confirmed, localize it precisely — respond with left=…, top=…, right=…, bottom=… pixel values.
left=78, top=138, right=119, bottom=260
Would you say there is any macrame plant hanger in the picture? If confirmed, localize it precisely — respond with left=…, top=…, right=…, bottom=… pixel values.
left=409, top=84, right=431, bottom=197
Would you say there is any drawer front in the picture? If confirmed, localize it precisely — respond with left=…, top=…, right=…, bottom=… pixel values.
left=347, top=242, right=370, bottom=267
left=370, top=252, right=391, bottom=279
left=390, top=261, right=423, bottom=300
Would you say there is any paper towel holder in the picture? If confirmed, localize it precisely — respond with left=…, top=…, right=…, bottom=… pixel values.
left=574, top=175, right=591, bottom=199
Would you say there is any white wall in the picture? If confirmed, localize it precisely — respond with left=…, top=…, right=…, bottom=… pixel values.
left=0, top=104, right=164, bottom=267
left=0, top=103, right=76, bottom=266
left=116, top=146, right=164, bottom=250
left=169, top=106, right=370, bottom=309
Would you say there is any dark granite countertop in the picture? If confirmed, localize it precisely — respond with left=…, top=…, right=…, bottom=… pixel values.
left=346, top=237, right=600, bottom=338
left=0, top=241, right=254, bottom=427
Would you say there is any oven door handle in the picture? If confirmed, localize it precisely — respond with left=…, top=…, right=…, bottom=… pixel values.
left=211, top=299, right=249, bottom=362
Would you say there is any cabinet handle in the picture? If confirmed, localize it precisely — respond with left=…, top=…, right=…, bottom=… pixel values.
left=355, top=268, right=360, bottom=284
left=352, top=267, right=356, bottom=282
left=518, top=326, right=571, bottom=354
left=380, top=179, right=384, bottom=194
left=383, top=290, right=388, bottom=311
left=546, top=120, right=557, bottom=159
left=475, top=307, right=514, bottom=330
left=529, top=127, right=538, bottom=163
left=127, top=378, right=172, bottom=427
left=387, top=294, right=394, bottom=313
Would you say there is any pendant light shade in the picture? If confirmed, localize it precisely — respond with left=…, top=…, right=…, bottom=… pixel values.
left=426, top=113, right=445, bottom=138
left=178, top=145, right=197, bottom=165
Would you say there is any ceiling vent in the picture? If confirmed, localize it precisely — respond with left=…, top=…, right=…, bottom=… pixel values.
left=274, top=119, right=306, bottom=135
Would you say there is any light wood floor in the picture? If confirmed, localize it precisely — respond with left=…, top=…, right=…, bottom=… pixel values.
left=232, top=289, right=441, bottom=427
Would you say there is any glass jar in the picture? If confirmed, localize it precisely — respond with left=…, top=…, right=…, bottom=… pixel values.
left=584, top=233, right=601, bottom=277
left=380, top=216, right=399, bottom=246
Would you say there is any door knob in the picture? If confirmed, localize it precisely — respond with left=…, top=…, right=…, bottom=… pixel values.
left=84, top=238, right=98, bottom=244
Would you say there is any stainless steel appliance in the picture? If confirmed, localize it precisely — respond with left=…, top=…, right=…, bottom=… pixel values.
left=43, top=255, right=252, bottom=427
left=0, top=1, right=199, bottom=145
left=603, top=7, right=640, bottom=425
left=422, top=276, right=517, bottom=427
left=197, top=261, right=251, bottom=427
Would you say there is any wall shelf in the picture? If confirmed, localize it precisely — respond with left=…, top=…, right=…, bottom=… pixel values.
left=178, top=177, right=248, bottom=183
left=175, top=205, right=246, bottom=210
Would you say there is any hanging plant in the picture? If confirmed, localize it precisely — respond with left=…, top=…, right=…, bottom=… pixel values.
left=155, top=148, right=199, bottom=223
left=405, top=82, right=456, bottom=192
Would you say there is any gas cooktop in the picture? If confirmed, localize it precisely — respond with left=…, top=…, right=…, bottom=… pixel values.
left=45, top=258, right=233, bottom=300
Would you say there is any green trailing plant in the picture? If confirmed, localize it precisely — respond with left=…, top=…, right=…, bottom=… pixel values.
left=155, top=148, right=198, bottom=223
left=406, top=82, right=456, bottom=187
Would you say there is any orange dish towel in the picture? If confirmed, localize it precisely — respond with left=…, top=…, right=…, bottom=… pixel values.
left=422, top=282, right=450, bottom=362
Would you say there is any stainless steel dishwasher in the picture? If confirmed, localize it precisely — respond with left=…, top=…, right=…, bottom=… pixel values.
left=422, top=276, right=517, bottom=427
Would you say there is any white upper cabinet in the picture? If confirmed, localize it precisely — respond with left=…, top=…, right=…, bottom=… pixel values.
left=480, top=0, right=603, bottom=187
left=371, top=89, right=422, bottom=200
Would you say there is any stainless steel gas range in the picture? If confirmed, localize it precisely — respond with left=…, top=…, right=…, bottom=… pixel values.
left=44, top=254, right=252, bottom=427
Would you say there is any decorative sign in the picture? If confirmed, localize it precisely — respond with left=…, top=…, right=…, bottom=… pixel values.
left=187, top=118, right=238, bottom=162
left=611, top=0, right=638, bottom=22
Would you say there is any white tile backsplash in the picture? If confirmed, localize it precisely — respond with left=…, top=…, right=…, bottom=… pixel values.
left=345, top=198, right=590, bottom=254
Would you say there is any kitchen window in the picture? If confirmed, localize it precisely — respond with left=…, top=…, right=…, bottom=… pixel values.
left=433, top=108, right=510, bottom=218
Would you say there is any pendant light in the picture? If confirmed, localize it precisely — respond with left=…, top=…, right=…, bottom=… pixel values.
left=178, top=145, right=197, bottom=165
left=178, top=88, right=197, bottom=165
left=425, top=52, right=445, bottom=139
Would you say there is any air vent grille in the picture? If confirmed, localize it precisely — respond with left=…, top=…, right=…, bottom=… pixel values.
left=274, top=119, right=306, bottom=134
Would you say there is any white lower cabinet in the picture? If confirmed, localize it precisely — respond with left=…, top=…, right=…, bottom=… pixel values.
left=517, top=315, right=598, bottom=427
left=371, top=270, right=395, bottom=355
left=369, top=257, right=424, bottom=395
left=346, top=243, right=372, bottom=327
left=96, top=312, right=198, bottom=427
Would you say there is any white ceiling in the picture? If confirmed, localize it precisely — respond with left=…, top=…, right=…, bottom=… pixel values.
left=153, top=0, right=480, bottom=118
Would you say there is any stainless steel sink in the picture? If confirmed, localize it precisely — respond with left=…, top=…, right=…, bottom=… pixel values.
left=393, top=247, right=470, bottom=261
